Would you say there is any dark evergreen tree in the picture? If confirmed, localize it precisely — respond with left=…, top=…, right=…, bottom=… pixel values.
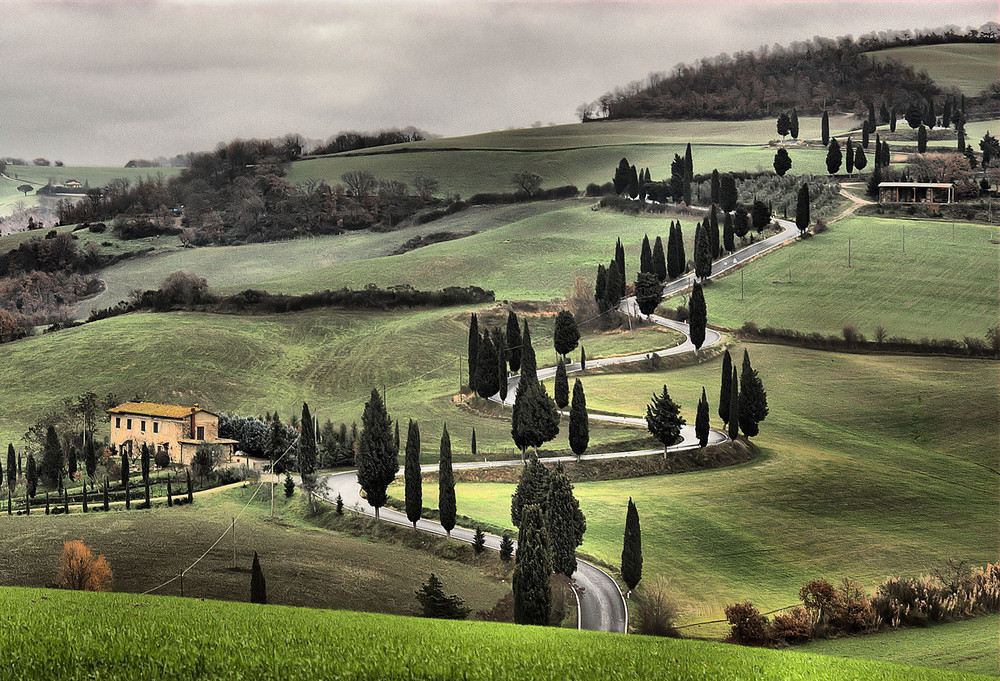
left=676, top=223, right=686, bottom=273
left=695, top=387, right=710, bottom=448
left=621, top=498, right=642, bottom=594
left=579, top=346, right=586, bottom=371
left=634, top=272, right=663, bottom=317
left=84, top=437, right=97, bottom=486
left=284, top=472, right=294, bottom=498
left=67, top=445, right=77, bottom=479
left=728, top=367, right=740, bottom=439
left=594, top=264, right=607, bottom=312
left=709, top=204, right=720, bottom=259
left=511, top=455, right=551, bottom=527
left=957, top=120, right=965, bottom=152
left=604, top=261, right=623, bottom=311
left=905, top=102, right=923, bottom=128
left=40, top=425, right=62, bottom=490
left=773, top=148, right=792, bottom=176
left=569, top=379, right=589, bottom=459
left=890, top=105, right=897, bottom=132
left=613, top=157, right=631, bottom=195
left=683, top=143, right=693, bottom=205
left=545, top=463, right=586, bottom=577
left=472, top=527, right=486, bottom=555
left=499, top=532, right=514, bottom=562
left=734, top=206, right=750, bottom=240
left=335, top=493, right=344, bottom=515
left=751, top=200, right=770, bottom=235
left=187, top=469, right=193, bottom=504
left=795, top=182, right=810, bottom=233
left=125, top=477, right=131, bottom=510
left=415, top=573, right=471, bottom=619
left=103, top=476, right=110, bottom=510
left=645, top=385, right=685, bottom=457
left=512, top=381, right=560, bottom=455
left=821, top=110, right=830, bottom=145
left=471, top=429, right=477, bottom=458
left=553, top=310, right=580, bottom=359
left=506, top=310, right=522, bottom=374
left=438, top=425, right=456, bottom=537
left=519, top=320, right=537, bottom=385
left=790, top=108, right=799, bottom=139
left=614, top=238, right=626, bottom=296
left=720, top=174, right=738, bottom=213
left=553, top=359, right=569, bottom=409
left=640, top=234, right=652, bottom=274
left=394, top=420, right=400, bottom=457
left=845, top=136, right=855, bottom=174
left=917, top=124, right=927, bottom=153
left=82, top=481, right=88, bottom=512
left=776, top=112, right=791, bottom=138
left=879, top=101, right=890, bottom=124
left=627, top=164, right=639, bottom=199
left=652, top=235, right=667, bottom=282
left=854, top=142, right=867, bottom=172
left=121, top=450, right=129, bottom=491
left=140, top=442, right=151, bottom=507
left=689, top=282, right=707, bottom=350
left=404, top=419, right=422, bottom=529
left=467, top=313, right=479, bottom=393
left=923, top=98, right=936, bottom=127
left=710, top=168, right=720, bottom=205
left=6, top=443, right=14, bottom=493
left=475, top=331, right=499, bottom=399
left=356, top=388, right=397, bottom=520
left=723, top=211, right=735, bottom=252
left=250, top=551, right=267, bottom=604
left=166, top=477, right=172, bottom=507
left=738, top=350, right=769, bottom=438
left=826, top=138, right=842, bottom=175
left=867, top=163, right=883, bottom=199
left=942, top=98, right=952, bottom=128
left=882, top=140, right=890, bottom=167
left=693, top=222, right=712, bottom=280
left=718, top=349, right=733, bottom=424
left=513, top=504, right=551, bottom=626
left=862, top=120, right=871, bottom=149
left=666, top=223, right=681, bottom=279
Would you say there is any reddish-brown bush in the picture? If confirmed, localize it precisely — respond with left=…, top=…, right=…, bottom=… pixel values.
left=56, top=540, right=113, bottom=591
left=724, top=601, right=772, bottom=645
left=771, top=606, right=813, bottom=644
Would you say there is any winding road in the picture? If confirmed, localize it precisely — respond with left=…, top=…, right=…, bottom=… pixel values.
left=317, top=213, right=802, bottom=635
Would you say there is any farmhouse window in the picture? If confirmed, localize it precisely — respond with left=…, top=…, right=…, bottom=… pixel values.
left=115, top=417, right=121, bottom=428
left=141, top=421, right=146, bottom=432
left=127, top=418, right=132, bottom=430
left=153, top=422, right=159, bottom=434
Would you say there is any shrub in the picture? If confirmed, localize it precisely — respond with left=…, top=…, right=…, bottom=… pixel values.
left=634, top=577, right=680, bottom=637
left=830, top=578, right=877, bottom=633
left=771, top=606, right=813, bottom=644
left=414, top=573, right=470, bottom=619
left=724, top=601, right=772, bottom=645
left=799, top=579, right=838, bottom=629
left=813, top=218, right=828, bottom=234
left=214, top=464, right=253, bottom=485
left=56, top=540, right=113, bottom=591
left=153, top=449, right=171, bottom=469
left=191, top=443, right=222, bottom=479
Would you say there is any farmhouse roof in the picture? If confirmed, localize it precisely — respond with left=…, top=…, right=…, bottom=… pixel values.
left=107, top=401, right=218, bottom=419
left=878, top=182, right=954, bottom=188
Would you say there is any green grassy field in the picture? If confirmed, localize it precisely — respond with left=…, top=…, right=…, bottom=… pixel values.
left=699, top=215, right=999, bottom=340
left=0, top=586, right=985, bottom=681
left=405, top=342, right=998, bottom=638
left=0, top=306, right=679, bottom=454
left=0, top=486, right=508, bottom=617
left=803, top=615, right=999, bottom=678
left=867, top=43, right=1000, bottom=96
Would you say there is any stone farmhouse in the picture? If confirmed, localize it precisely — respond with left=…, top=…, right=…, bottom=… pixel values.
left=107, top=402, right=237, bottom=465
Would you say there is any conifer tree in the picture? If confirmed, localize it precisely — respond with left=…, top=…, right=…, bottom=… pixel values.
left=777, top=112, right=790, bottom=139
left=640, top=234, right=652, bottom=274
left=695, top=388, right=710, bottom=448
left=645, top=385, right=685, bottom=457
left=394, top=420, right=400, bottom=457
left=356, top=388, right=397, bottom=520
left=299, top=402, right=317, bottom=508
left=826, top=138, right=842, bottom=175
left=568, top=379, right=589, bottom=459
left=121, top=450, right=129, bottom=491
left=467, top=313, right=479, bottom=393
left=140, top=443, right=151, bottom=507
left=284, top=472, right=294, bottom=498
left=854, top=142, right=867, bottom=172
left=957, top=120, right=965, bottom=152
left=652, top=235, right=667, bottom=281
left=796, top=182, right=810, bottom=233
left=545, top=463, right=586, bottom=577
left=475, top=331, right=499, bottom=399
left=627, top=164, right=639, bottom=199
left=923, top=98, right=936, bottom=127
left=711, top=169, right=720, bottom=205
left=621, top=498, right=642, bottom=594
left=790, top=108, right=799, bottom=140
left=867, top=163, right=883, bottom=199
left=821, top=110, right=830, bottom=146
left=472, top=527, right=486, bottom=555
left=723, top=211, right=735, bottom=252
left=718, top=349, right=733, bottom=424
left=614, top=238, right=626, bottom=296
left=862, top=120, right=871, bottom=149
left=634, top=272, right=663, bottom=317
left=404, top=420, right=422, bottom=529
left=613, top=157, right=631, bottom=195
left=506, top=310, right=522, bottom=374
left=41, top=425, right=62, bottom=490
left=720, top=174, right=738, bottom=212
left=867, top=101, right=876, bottom=130
left=186, top=469, right=193, bottom=504
left=554, top=359, right=569, bottom=409
left=676, top=223, right=686, bottom=273
left=689, top=281, right=707, bottom=351
left=917, top=124, right=928, bottom=153
left=942, top=98, right=952, bottom=128
left=890, top=106, right=897, bottom=132
left=519, top=320, right=537, bottom=385
left=84, top=438, right=97, bottom=487
left=471, top=428, right=477, bottom=458
left=882, top=140, right=890, bottom=167
left=6, top=444, right=14, bottom=493
left=67, top=445, right=77, bottom=479
left=709, top=204, right=720, bottom=259
left=513, top=503, right=552, bottom=625
left=734, top=206, right=750, bottom=240
left=845, top=137, right=854, bottom=174
left=738, top=350, right=769, bottom=438
left=250, top=551, right=267, bottom=604
left=438, top=425, right=456, bottom=537
left=499, top=532, right=514, bottom=562
left=773, top=148, right=792, bottom=176
left=683, top=143, right=693, bottom=205
left=512, top=380, right=560, bottom=456
left=604, top=260, right=623, bottom=310
left=728, top=367, right=739, bottom=440
left=82, top=482, right=88, bottom=512
left=511, top=455, right=551, bottom=527
left=102, top=476, right=109, bottom=510
left=694, top=222, right=711, bottom=280
left=666, top=223, right=681, bottom=279
left=166, top=477, right=172, bottom=507
left=553, top=310, right=580, bottom=360
left=124, top=478, right=131, bottom=510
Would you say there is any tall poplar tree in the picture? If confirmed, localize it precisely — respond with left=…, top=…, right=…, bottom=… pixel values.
left=652, top=235, right=667, bottom=282
left=513, top=504, right=552, bottom=626
left=569, top=379, right=589, bottom=459
left=553, top=359, right=569, bottom=409
left=645, top=385, right=685, bottom=457
left=695, top=388, right=710, bottom=448
left=621, top=498, right=642, bottom=594
left=545, top=463, right=586, bottom=577
left=718, top=349, right=733, bottom=425
left=438, top=425, right=456, bottom=537
left=738, top=350, right=769, bottom=438
left=404, top=419, right=422, bottom=529
left=689, top=282, right=707, bottom=350
left=356, top=388, right=396, bottom=520
left=467, top=313, right=479, bottom=393
left=506, top=310, right=522, bottom=374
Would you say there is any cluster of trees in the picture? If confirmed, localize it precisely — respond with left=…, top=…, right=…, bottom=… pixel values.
left=312, top=128, right=428, bottom=155
left=510, top=458, right=587, bottom=624
left=776, top=110, right=800, bottom=140
left=718, top=349, right=769, bottom=439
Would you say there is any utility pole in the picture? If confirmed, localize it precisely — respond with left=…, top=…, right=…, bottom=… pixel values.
left=848, top=236, right=852, bottom=267
left=740, top=269, right=744, bottom=299
left=902, top=225, right=905, bottom=254
left=788, top=252, right=792, bottom=284
left=232, top=517, right=236, bottom=569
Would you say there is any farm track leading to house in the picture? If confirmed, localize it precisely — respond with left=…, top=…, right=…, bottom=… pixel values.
left=319, top=214, right=802, bottom=634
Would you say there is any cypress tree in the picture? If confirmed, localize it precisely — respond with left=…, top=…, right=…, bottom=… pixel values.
left=167, top=477, right=172, bottom=507
left=506, top=310, right=522, bottom=374
left=84, top=437, right=97, bottom=486
left=394, top=420, right=400, bottom=457
left=845, top=136, right=854, bottom=174
left=404, top=419, right=422, bottom=529
left=510, top=455, right=551, bottom=527
left=82, top=482, right=88, bottom=513
left=499, top=532, right=514, bottom=562
left=519, top=320, right=537, bottom=385
left=652, top=235, right=667, bottom=282
left=472, top=527, right=486, bottom=555
left=45, top=491, right=50, bottom=515
left=569, top=379, right=589, bottom=459
left=67, top=445, right=77, bottom=479
left=553, top=310, right=580, bottom=359
left=738, top=350, right=769, bottom=438
left=684, top=142, right=693, bottom=176
left=121, top=450, right=129, bottom=492
left=645, top=385, right=685, bottom=457
left=438, top=425, right=456, bottom=537
left=862, top=120, right=870, bottom=149
left=471, top=428, right=477, bottom=458
left=723, top=211, right=735, bottom=252
left=141, top=443, right=151, bottom=507
left=821, top=110, right=830, bottom=146
left=467, top=313, right=479, bottom=393
left=711, top=169, right=720, bottom=205
left=104, top=476, right=110, bottom=510
left=613, top=157, right=631, bottom=194
left=666, top=223, right=680, bottom=278
left=492, top=326, right=507, bottom=382
left=299, top=402, right=317, bottom=508
left=790, top=108, right=799, bottom=140
left=854, top=143, right=867, bottom=172
left=734, top=206, right=750, bottom=240
left=512, top=504, right=551, bottom=626
left=728, top=367, right=740, bottom=440
left=683, top=143, right=693, bottom=205
left=250, top=551, right=267, bottom=604
left=63, top=488, right=69, bottom=514
left=776, top=112, right=790, bottom=138
left=614, top=238, right=626, bottom=296
left=125, top=479, right=131, bottom=510
left=634, top=272, right=663, bottom=317
left=594, top=264, right=607, bottom=311
left=187, top=469, right=194, bottom=504
left=41, top=425, right=62, bottom=490
left=513, top=380, right=560, bottom=455
left=796, top=182, right=810, bottom=233
left=627, top=164, right=639, bottom=199
left=889, top=106, right=897, bottom=132
left=942, top=98, right=952, bottom=128
left=284, top=473, right=295, bottom=498
left=923, top=98, right=936, bottom=127
left=640, top=234, right=652, bottom=274
left=718, top=349, right=733, bottom=424
left=545, top=463, right=586, bottom=577
left=709, top=204, right=720, bottom=259
left=867, top=101, right=876, bottom=129
left=957, top=121, right=965, bottom=152
left=689, top=281, right=707, bottom=350
left=676, top=223, right=685, bottom=271
left=720, top=174, right=737, bottom=213
left=6, top=443, right=15, bottom=492
left=621, top=498, right=642, bottom=594
left=25, top=491, right=30, bottom=515
left=882, top=140, right=890, bottom=167
left=554, top=359, right=569, bottom=409
left=579, top=346, right=586, bottom=371
left=826, top=138, right=842, bottom=175
left=867, top=163, right=883, bottom=199
left=356, top=388, right=396, bottom=520
left=695, top=387, right=710, bottom=448
left=917, top=124, right=927, bottom=153
left=475, top=331, right=499, bottom=399
left=693, top=222, right=711, bottom=280
left=604, top=261, right=623, bottom=310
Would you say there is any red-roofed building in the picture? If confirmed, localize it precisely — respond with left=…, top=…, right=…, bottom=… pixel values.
left=106, top=401, right=237, bottom=465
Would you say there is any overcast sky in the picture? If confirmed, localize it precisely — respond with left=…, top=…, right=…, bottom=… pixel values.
left=0, top=0, right=994, bottom=165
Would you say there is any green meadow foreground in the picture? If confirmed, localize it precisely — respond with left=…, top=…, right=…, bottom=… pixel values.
left=0, top=587, right=986, bottom=681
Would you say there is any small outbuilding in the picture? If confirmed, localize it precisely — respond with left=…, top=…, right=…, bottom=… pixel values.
left=878, top=182, right=955, bottom=204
